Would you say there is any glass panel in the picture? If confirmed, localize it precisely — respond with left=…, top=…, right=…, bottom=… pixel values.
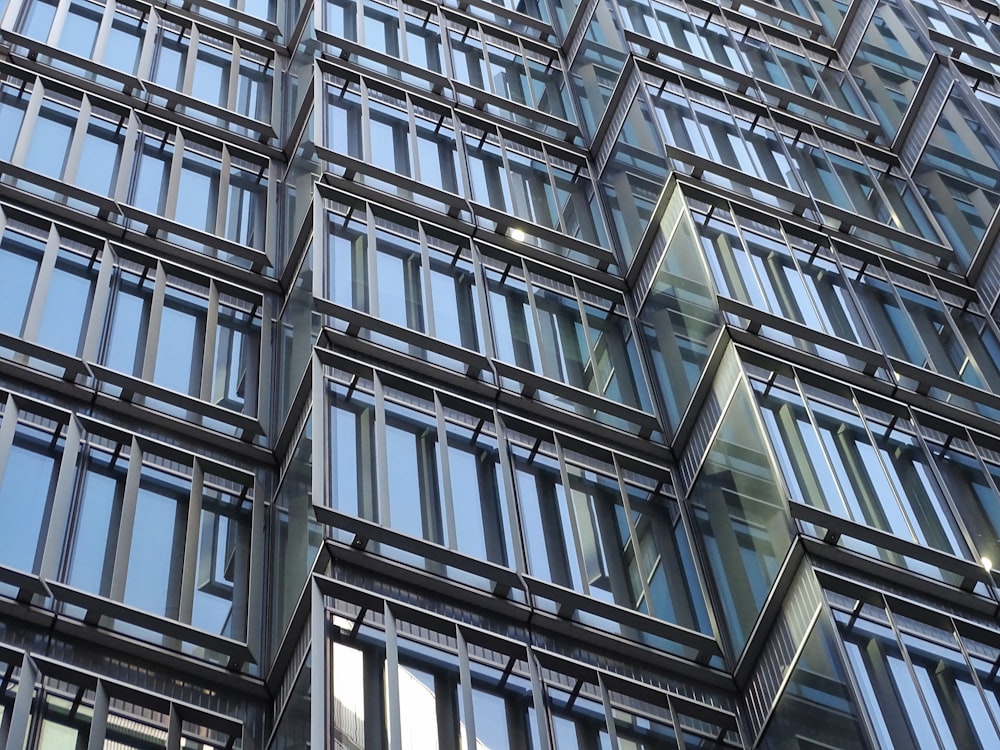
left=101, top=10, right=144, bottom=74
left=58, top=0, right=102, bottom=58
left=122, top=466, right=188, bottom=618
left=227, top=165, right=267, bottom=248
left=760, top=616, right=873, bottom=750
left=0, top=231, right=44, bottom=337
left=174, top=151, right=221, bottom=232
left=35, top=248, right=98, bottom=355
left=17, top=0, right=58, bottom=40
left=191, top=484, right=251, bottom=636
left=0, top=84, right=29, bottom=160
left=151, top=29, right=187, bottom=90
left=64, top=444, right=125, bottom=596
left=73, top=114, right=125, bottom=197
left=24, top=100, right=77, bottom=179
left=129, top=136, right=173, bottom=215
left=153, top=288, right=207, bottom=396
left=103, top=270, right=153, bottom=377
left=0, top=423, right=61, bottom=572
left=691, top=382, right=792, bottom=655
left=192, top=43, right=231, bottom=106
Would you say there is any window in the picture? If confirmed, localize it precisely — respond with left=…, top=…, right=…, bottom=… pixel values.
left=99, top=259, right=262, bottom=415
left=753, top=370, right=977, bottom=587
left=0, top=83, right=29, bottom=161
left=485, top=257, right=652, bottom=416
left=325, top=375, right=513, bottom=579
left=126, top=125, right=270, bottom=254
left=0, top=217, right=102, bottom=367
left=321, top=592, right=737, bottom=750
left=324, top=199, right=483, bottom=368
left=0, top=401, right=62, bottom=573
left=61, top=423, right=254, bottom=641
left=322, top=73, right=460, bottom=203
left=464, top=126, right=609, bottom=249
left=835, top=596, right=1000, bottom=750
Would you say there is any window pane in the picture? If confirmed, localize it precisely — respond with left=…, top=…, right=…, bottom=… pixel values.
left=0, top=231, right=44, bottom=337
left=123, top=467, right=187, bottom=618
left=24, top=100, right=76, bottom=179
left=0, top=423, right=61, bottom=572
left=35, top=249, right=98, bottom=355
left=153, top=290, right=206, bottom=396
left=74, top=115, right=125, bottom=197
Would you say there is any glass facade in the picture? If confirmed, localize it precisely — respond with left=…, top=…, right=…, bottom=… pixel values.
left=1, top=0, right=1000, bottom=745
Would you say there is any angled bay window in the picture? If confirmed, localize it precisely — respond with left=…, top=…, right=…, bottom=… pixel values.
left=8, top=0, right=273, bottom=130
left=125, top=121, right=270, bottom=261
left=447, top=17, right=575, bottom=135
left=507, top=419, right=712, bottom=653
left=0, top=396, right=257, bottom=662
left=451, top=0, right=551, bottom=29
left=324, top=599, right=544, bottom=750
left=736, top=27, right=876, bottom=137
left=463, top=122, right=611, bottom=259
left=692, top=198, right=880, bottom=370
left=780, top=130, right=947, bottom=252
left=0, top=82, right=268, bottom=266
left=483, top=252, right=653, bottom=425
left=11, top=0, right=145, bottom=70
left=850, top=260, right=1000, bottom=415
left=320, top=0, right=445, bottom=88
left=320, top=69, right=462, bottom=205
left=646, top=77, right=802, bottom=209
left=0, top=209, right=105, bottom=378
left=4, top=656, right=246, bottom=750
left=914, top=0, right=1000, bottom=73
left=58, top=420, right=256, bottom=651
left=754, top=372, right=977, bottom=585
left=321, top=581, right=734, bottom=750
left=319, top=358, right=707, bottom=653
left=322, top=196, right=485, bottom=370
left=619, top=0, right=747, bottom=79
left=322, top=368, right=515, bottom=586
left=0, top=78, right=130, bottom=209
left=688, top=355, right=793, bottom=657
left=96, top=249, right=262, bottom=432
left=832, top=590, right=1000, bottom=750
left=930, top=428, right=1000, bottom=577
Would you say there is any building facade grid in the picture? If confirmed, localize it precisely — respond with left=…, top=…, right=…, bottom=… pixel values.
left=0, top=0, right=998, bottom=746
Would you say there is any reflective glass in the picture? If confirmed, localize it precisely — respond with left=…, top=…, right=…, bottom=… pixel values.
left=24, top=100, right=76, bottom=179
left=0, top=231, right=44, bottom=337
left=35, top=249, right=98, bottom=355
left=691, top=383, right=792, bottom=655
left=0, top=423, right=61, bottom=572
left=0, top=85, right=28, bottom=161
left=74, top=115, right=125, bottom=197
